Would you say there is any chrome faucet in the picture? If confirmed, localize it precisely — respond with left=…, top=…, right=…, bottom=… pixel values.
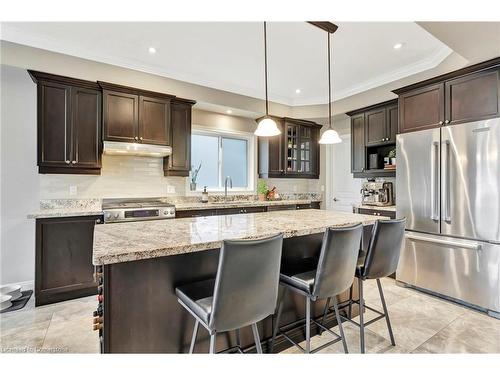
left=224, top=176, right=233, bottom=202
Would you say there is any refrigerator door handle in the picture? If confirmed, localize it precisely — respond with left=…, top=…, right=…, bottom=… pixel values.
left=443, top=140, right=451, bottom=222
left=405, top=233, right=482, bottom=251
left=430, top=141, right=439, bottom=220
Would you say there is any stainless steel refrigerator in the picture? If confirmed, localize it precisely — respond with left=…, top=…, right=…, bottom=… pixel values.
left=396, top=117, right=500, bottom=318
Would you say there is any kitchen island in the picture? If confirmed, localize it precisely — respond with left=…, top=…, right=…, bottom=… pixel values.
left=93, top=209, right=385, bottom=353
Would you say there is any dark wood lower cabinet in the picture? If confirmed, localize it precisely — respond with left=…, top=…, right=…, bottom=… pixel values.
left=35, top=216, right=100, bottom=306
left=175, top=209, right=216, bottom=218
left=356, top=207, right=396, bottom=219
left=176, top=203, right=321, bottom=218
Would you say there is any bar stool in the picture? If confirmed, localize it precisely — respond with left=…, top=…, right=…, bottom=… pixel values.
left=175, top=234, right=283, bottom=354
left=270, top=224, right=363, bottom=354
left=324, top=218, right=406, bottom=353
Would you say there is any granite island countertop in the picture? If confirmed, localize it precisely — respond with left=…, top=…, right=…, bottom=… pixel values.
left=93, top=209, right=386, bottom=265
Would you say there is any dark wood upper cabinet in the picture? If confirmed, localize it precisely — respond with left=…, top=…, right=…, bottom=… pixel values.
left=394, top=57, right=500, bottom=134
left=350, top=113, right=365, bottom=173
left=386, top=103, right=398, bottom=143
left=398, top=83, right=445, bottom=134
left=258, top=116, right=284, bottom=178
left=446, top=68, right=500, bottom=125
left=99, top=81, right=175, bottom=145
left=365, top=107, right=386, bottom=146
left=102, top=90, right=138, bottom=142
left=164, top=98, right=195, bottom=177
left=347, top=99, right=397, bottom=178
left=139, top=96, right=171, bottom=146
left=29, top=70, right=102, bottom=175
left=37, top=81, right=72, bottom=168
left=258, top=117, right=320, bottom=179
left=72, top=87, right=102, bottom=169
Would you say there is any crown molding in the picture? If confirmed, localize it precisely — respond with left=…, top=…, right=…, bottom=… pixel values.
left=1, top=23, right=453, bottom=108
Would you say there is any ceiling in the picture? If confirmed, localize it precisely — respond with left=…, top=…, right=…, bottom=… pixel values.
left=0, top=22, right=452, bottom=106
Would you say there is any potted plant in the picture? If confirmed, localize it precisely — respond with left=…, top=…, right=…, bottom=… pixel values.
left=388, top=149, right=396, bottom=165
left=257, top=180, right=268, bottom=201
left=190, top=162, right=202, bottom=191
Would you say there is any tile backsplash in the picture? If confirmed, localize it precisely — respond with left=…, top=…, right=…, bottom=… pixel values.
left=39, top=155, right=322, bottom=200
left=260, top=178, right=321, bottom=195
left=39, top=155, right=188, bottom=199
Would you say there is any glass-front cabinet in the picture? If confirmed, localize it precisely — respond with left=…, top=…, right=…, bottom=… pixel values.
left=285, top=122, right=300, bottom=174
left=259, top=117, right=320, bottom=179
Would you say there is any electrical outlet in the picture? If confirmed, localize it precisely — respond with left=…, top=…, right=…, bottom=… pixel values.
left=167, top=185, right=176, bottom=194
left=69, top=185, right=77, bottom=196
left=321, top=185, right=325, bottom=192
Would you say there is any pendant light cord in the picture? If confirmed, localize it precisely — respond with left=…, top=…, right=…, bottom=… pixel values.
left=264, top=21, right=269, bottom=116
left=328, top=31, right=332, bottom=130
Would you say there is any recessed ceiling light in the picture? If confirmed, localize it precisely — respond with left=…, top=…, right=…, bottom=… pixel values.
left=295, top=88, right=301, bottom=94
left=226, top=109, right=232, bottom=114
left=148, top=47, right=156, bottom=54
left=393, top=43, right=403, bottom=50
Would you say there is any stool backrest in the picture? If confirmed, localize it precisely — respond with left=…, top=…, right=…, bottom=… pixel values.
left=210, top=234, right=283, bottom=332
left=361, top=218, right=406, bottom=279
left=312, top=224, right=363, bottom=299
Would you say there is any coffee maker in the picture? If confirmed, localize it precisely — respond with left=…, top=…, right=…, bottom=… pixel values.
left=361, top=180, right=394, bottom=206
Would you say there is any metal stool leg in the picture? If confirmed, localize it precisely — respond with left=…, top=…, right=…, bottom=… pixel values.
left=189, top=320, right=199, bottom=354
left=358, top=278, right=365, bottom=353
left=348, top=283, right=353, bottom=318
left=251, top=323, right=263, bottom=353
left=320, top=296, right=331, bottom=335
left=305, top=296, right=311, bottom=354
left=332, top=296, right=348, bottom=354
left=270, top=288, right=286, bottom=353
left=236, top=328, right=241, bottom=348
left=209, top=333, right=216, bottom=354
left=377, top=279, right=395, bottom=346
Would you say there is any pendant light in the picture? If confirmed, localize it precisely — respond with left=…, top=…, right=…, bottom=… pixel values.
left=318, top=29, right=342, bottom=144
left=255, top=22, right=281, bottom=137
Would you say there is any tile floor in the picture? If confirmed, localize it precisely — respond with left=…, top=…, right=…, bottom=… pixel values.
left=1, top=278, right=499, bottom=354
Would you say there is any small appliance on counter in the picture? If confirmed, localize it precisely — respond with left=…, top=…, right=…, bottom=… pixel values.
left=360, top=180, right=394, bottom=206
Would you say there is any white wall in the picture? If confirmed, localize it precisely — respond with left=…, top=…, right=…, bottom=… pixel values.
left=1, top=64, right=39, bottom=286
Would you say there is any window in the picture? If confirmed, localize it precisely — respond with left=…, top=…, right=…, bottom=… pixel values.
left=191, top=130, right=254, bottom=191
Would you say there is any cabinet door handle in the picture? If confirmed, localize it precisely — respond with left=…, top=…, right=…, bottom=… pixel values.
left=134, top=136, right=139, bottom=141
left=438, top=121, right=444, bottom=125
left=71, top=160, right=77, bottom=164
left=444, top=120, right=450, bottom=124
left=65, top=160, right=70, bottom=164
left=139, top=137, right=143, bottom=141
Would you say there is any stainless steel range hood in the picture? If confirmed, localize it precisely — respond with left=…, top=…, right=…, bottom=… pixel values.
left=103, top=141, right=172, bottom=157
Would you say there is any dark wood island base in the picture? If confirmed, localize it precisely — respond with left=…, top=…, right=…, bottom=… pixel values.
left=99, top=232, right=363, bottom=353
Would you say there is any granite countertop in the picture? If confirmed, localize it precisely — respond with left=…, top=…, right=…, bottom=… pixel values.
left=28, top=199, right=103, bottom=219
left=93, top=210, right=385, bottom=265
left=355, top=204, right=396, bottom=212
left=28, top=198, right=322, bottom=218
left=174, top=199, right=321, bottom=211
